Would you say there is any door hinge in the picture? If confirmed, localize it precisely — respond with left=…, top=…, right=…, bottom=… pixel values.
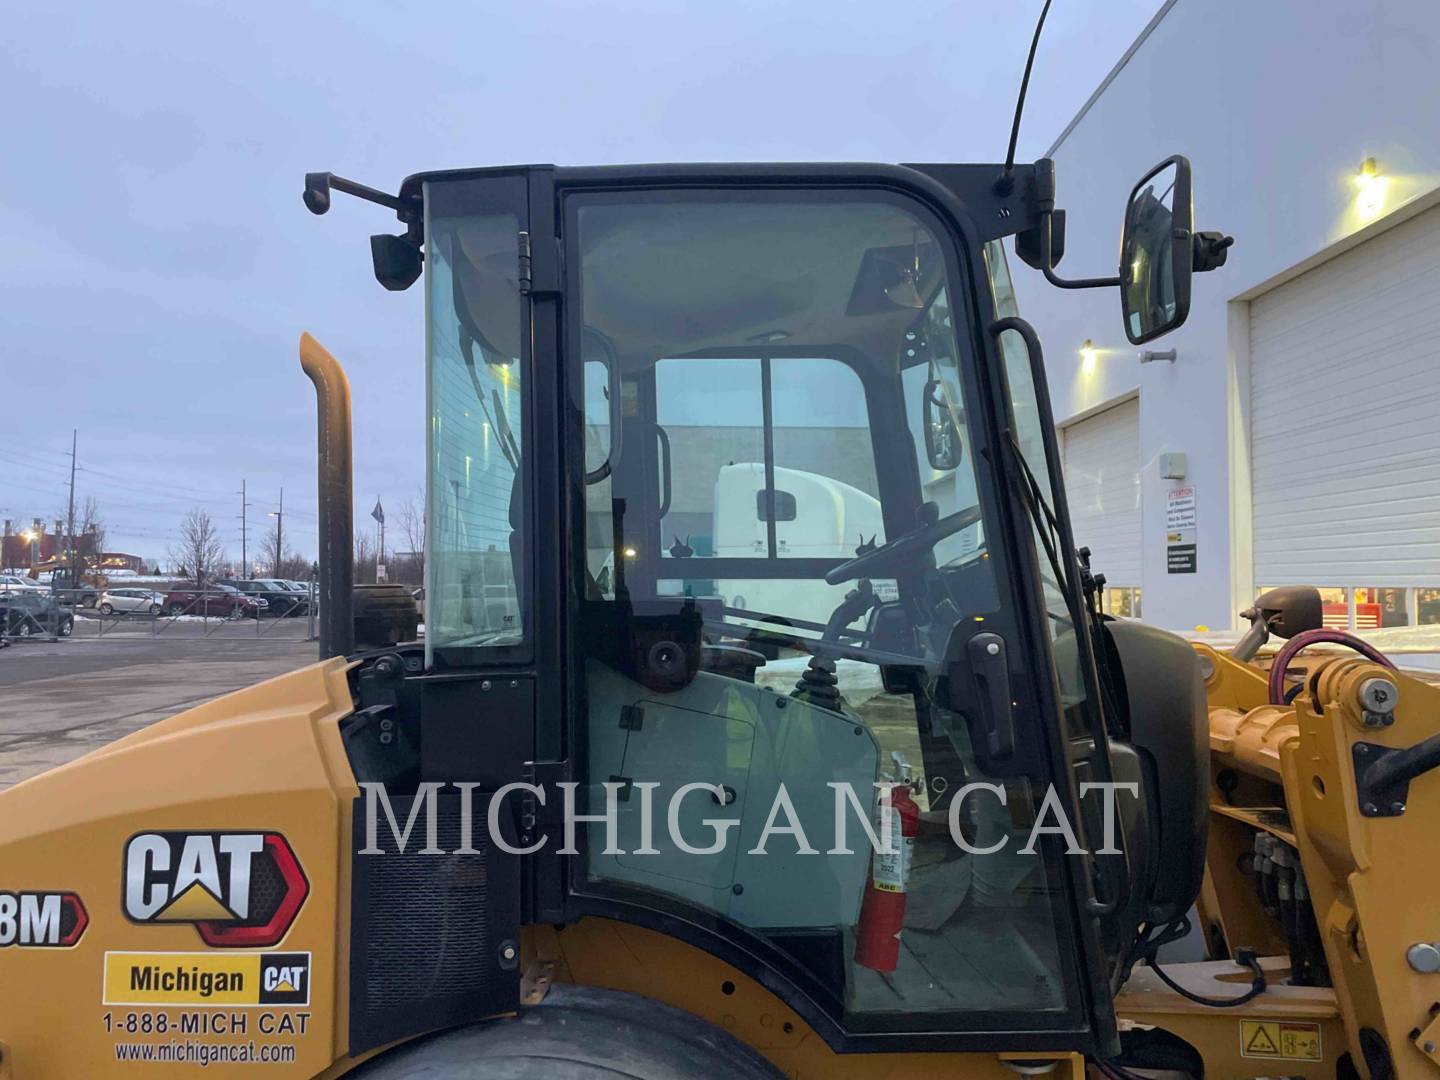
left=517, top=231, right=561, bottom=298
left=619, top=704, right=644, bottom=731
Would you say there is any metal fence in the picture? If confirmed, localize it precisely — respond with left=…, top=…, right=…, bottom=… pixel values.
left=0, top=583, right=320, bottom=645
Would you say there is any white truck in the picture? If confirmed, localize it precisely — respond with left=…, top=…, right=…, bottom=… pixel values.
left=712, top=462, right=895, bottom=627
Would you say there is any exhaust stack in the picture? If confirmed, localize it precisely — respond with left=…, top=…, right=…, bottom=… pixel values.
left=299, top=332, right=355, bottom=658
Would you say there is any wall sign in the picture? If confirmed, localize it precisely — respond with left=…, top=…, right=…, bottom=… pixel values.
left=1166, top=536, right=1197, bottom=574
left=1165, top=486, right=1197, bottom=574
left=1165, top=486, right=1197, bottom=530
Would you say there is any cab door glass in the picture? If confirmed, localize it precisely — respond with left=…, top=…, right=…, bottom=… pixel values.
left=571, top=193, right=1076, bottom=1030
left=985, top=240, right=1086, bottom=710
left=424, top=186, right=528, bottom=662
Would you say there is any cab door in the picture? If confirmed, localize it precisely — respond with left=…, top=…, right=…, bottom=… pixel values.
left=552, top=168, right=1121, bottom=1056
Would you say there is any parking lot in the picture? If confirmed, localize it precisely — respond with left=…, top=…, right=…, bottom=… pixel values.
left=0, top=626, right=319, bottom=790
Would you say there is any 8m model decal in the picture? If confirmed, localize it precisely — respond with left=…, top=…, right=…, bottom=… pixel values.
left=0, top=891, right=88, bottom=947
left=123, top=832, right=308, bottom=947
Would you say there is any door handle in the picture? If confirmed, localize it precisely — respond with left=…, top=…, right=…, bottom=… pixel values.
left=967, top=633, right=1015, bottom=759
left=656, top=424, right=673, bottom=518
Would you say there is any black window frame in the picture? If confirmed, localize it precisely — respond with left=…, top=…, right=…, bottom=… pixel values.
left=550, top=167, right=1117, bottom=1055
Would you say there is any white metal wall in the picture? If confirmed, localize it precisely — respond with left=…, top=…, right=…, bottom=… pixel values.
left=1250, top=204, right=1440, bottom=587
left=1062, top=397, right=1142, bottom=587
left=1009, top=0, right=1440, bottom=629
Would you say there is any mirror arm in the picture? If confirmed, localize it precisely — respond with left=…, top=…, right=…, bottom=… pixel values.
left=303, top=171, right=415, bottom=219
left=1039, top=210, right=1121, bottom=290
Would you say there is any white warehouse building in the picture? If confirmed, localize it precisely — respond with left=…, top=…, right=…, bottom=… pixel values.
left=1012, top=0, right=1440, bottom=633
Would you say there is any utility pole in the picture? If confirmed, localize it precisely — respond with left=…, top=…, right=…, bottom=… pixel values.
left=65, top=429, right=78, bottom=591
left=238, top=479, right=251, bottom=577
left=269, top=488, right=284, bottom=578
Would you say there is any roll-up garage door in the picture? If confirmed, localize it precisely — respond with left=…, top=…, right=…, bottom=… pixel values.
left=1062, top=397, right=1142, bottom=589
left=1250, top=204, right=1440, bottom=597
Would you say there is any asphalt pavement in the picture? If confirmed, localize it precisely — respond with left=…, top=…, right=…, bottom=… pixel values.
left=0, top=630, right=321, bottom=790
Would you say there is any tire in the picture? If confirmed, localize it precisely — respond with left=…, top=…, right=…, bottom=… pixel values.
left=99, top=603, right=114, bottom=616
left=59, top=619, right=73, bottom=637
left=18, top=623, right=32, bottom=639
left=169, top=603, right=186, bottom=616
left=348, top=985, right=785, bottom=1079
left=150, top=604, right=162, bottom=615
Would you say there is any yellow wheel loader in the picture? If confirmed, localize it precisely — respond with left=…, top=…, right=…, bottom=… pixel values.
left=6, top=19, right=1439, bottom=1078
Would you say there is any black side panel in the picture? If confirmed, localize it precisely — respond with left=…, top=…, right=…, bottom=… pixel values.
left=1104, top=619, right=1209, bottom=924
left=419, top=676, right=534, bottom=784
left=349, top=792, right=521, bottom=1055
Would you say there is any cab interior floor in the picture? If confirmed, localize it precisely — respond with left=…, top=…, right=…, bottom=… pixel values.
left=848, top=892, right=1065, bottom=1012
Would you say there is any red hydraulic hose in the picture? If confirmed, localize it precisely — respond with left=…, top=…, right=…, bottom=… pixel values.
left=1267, top=628, right=1396, bottom=704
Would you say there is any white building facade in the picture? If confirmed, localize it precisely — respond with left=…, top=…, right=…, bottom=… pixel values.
left=1011, top=0, right=1440, bottom=632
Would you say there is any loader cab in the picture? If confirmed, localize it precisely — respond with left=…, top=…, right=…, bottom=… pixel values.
left=331, top=159, right=1223, bottom=1057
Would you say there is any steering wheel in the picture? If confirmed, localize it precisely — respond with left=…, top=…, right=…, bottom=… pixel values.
left=824, top=504, right=984, bottom=585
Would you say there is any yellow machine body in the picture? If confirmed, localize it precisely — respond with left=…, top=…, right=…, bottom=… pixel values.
left=0, top=662, right=361, bottom=1077
left=2, top=640, right=1438, bottom=1077
left=0, top=662, right=1082, bottom=1079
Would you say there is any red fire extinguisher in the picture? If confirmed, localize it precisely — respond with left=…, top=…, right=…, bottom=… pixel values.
left=854, top=759, right=920, bottom=973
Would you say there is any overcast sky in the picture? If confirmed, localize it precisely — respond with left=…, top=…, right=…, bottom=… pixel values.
left=0, top=0, right=1158, bottom=565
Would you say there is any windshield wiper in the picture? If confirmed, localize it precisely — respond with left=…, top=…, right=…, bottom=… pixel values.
left=1001, top=430, right=1073, bottom=609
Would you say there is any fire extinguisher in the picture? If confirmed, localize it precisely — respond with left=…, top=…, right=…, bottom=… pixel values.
left=854, top=756, right=920, bottom=973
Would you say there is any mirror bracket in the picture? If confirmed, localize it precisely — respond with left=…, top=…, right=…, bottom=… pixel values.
left=1193, top=230, right=1234, bottom=273
left=1040, top=211, right=1122, bottom=291
left=1025, top=158, right=1123, bottom=290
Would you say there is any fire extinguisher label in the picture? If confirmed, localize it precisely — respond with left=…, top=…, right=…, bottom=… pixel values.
left=872, top=805, right=913, bottom=893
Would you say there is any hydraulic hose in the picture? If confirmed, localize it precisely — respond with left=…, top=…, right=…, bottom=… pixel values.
left=1267, top=628, right=1395, bottom=705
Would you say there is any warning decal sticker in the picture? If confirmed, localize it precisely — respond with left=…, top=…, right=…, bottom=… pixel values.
left=1240, top=1019, right=1322, bottom=1061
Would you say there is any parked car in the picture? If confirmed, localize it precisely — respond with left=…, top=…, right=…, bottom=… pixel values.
left=163, top=583, right=265, bottom=619
left=97, top=588, right=166, bottom=616
left=1, top=590, right=74, bottom=638
left=0, top=574, right=46, bottom=593
left=217, top=579, right=309, bottom=617
left=285, top=580, right=318, bottom=611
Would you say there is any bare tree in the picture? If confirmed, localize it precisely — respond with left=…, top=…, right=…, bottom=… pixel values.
left=277, top=552, right=312, bottom=581
left=79, top=496, right=106, bottom=558
left=394, top=489, right=427, bottom=585
left=170, top=508, right=227, bottom=586
left=353, top=533, right=376, bottom=585
left=260, top=523, right=284, bottom=578
left=258, top=522, right=313, bottom=582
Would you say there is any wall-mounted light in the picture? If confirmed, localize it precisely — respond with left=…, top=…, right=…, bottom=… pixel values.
left=1354, top=156, right=1390, bottom=221
left=1079, top=339, right=1098, bottom=374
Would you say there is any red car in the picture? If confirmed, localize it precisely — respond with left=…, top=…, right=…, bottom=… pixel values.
left=163, top=584, right=265, bottom=618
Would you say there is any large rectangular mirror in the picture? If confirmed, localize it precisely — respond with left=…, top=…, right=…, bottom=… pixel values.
left=1120, top=155, right=1193, bottom=344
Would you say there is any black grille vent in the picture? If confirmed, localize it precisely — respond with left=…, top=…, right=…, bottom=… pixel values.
left=349, top=792, right=519, bottom=1054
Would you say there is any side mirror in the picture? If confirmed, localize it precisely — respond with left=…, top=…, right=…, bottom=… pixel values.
left=923, top=378, right=964, bottom=470
left=1120, top=156, right=1193, bottom=345
left=1232, top=585, right=1324, bottom=662
left=1248, top=586, right=1324, bottom=640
